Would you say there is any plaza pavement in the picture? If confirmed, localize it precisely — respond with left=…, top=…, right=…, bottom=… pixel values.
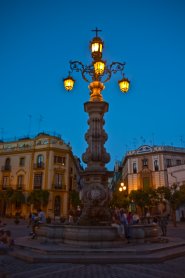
left=0, top=218, right=185, bottom=278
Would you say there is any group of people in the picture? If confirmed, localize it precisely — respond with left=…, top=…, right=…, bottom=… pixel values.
left=112, top=208, right=140, bottom=241
left=111, top=207, right=169, bottom=240
left=28, top=209, right=46, bottom=239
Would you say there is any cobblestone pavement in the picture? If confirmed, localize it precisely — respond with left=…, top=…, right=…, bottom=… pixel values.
left=1, top=256, right=185, bottom=278
left=0, top=218, right=185, bottom=278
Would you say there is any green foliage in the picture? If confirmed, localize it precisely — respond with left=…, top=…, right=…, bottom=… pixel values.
left=10, top=190, right=25, bottom=204
left=156, top=184, right=185, bottom=210
left=69, top=190, right=81, bottom=208
left=156, top=186, right=171, bottom=202
left=129, top=189, right=148, bottom=213
left=27, top=189, right=49, bottom=208
left=129, top=187, right=157, bottom=213
left=0, top=191, right=6, bottom=200
left=110, top=189, right=130, bottom=209
left=0, top=188, right=14, bottom=203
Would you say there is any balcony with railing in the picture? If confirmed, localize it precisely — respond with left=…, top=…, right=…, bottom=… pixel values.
left=52, top=184, right=66, bottom=190
left=16, top=184, right=25, bottom=190
left=33, top=162, right=45, bottom=170
left=33, top=185, right=42, bottom=190
left=1, top=165, right=11, bottom=171
left=1, top=185, right=11, bottom=190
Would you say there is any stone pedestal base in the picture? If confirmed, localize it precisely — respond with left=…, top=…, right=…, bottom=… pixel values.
left=129, top=224, right=159, bottom=243
left=37, top=224, right=121, bottom=248
left=63, top=225, right=120, bottom=248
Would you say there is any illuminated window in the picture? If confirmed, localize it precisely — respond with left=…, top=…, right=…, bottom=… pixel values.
left=54, top=156, right=66, bottom=165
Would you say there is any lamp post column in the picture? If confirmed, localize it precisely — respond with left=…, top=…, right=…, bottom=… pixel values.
left=63, top=29, right=130, bottom=226
left=78, top=81, right=112, bottom=225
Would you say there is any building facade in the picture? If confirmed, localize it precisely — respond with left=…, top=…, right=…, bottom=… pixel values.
left=0, top=133, right=82, bottom=218
left=120, top=145, right=185, bottom=193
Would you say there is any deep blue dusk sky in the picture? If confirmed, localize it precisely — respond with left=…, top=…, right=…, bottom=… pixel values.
left=0, top=0, right=185, bottom=170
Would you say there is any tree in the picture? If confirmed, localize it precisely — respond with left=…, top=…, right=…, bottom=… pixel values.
left=27, top=190, right=49, bottom=209
left=0, top=188, right=14, bottom=216
left=11, top=191, right=25, bottom=203
left=69, top=190, right=81, bottom=209
left=129, top=188, right=157, bottom=215
left=10, top=190, right=25, bottom=206
left=0, top=191, right=6, bottom=216
left=156, top=184, right=185, bottom=227
left=110, top=189, right=130, bottom=209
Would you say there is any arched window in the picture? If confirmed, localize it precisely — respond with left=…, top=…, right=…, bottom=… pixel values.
left=37, top=154, right=44, bottom=168
left=17, top=175, right=24, bottom=190
left=133, top=162, right=137, bottom=174
left=5, top=158, right=11, bottom=170
left=154, top=160, right=159, bottom=171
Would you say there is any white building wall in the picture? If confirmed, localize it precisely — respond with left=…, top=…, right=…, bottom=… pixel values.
left=167, top=164, right=185, bottom=187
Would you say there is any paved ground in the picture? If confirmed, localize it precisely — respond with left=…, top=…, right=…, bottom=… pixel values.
left=0, top=218, right=185, bottom=278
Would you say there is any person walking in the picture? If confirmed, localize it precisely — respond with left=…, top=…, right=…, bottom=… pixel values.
left=119, top=209, right=129, bottom=241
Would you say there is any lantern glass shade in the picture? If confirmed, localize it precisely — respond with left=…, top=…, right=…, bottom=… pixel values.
left=90, top=37, right=103, bottom=60
left=92, top=42, right=103, bottom=54
left=119, top=187, right=123, bottom=192
left=118, top=78, right=130, bottom=93
left=94, top=60, right=105, bottom=75
left=63, top=76, right=75, bottom=91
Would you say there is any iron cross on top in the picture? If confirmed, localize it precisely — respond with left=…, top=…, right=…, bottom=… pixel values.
left=91, top=27, right=102, bottom=37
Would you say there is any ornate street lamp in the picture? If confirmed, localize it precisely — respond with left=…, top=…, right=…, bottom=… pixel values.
left=63, top=28, right=131, bottom=226
left=63, top=27, right=130, bottom=97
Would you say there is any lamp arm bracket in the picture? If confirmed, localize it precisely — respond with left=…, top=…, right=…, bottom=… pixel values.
left=109, top=62, right=126, bottom=74
left=101, top=68, right=112, bottom=83
left=70, top=60, right=85, bottom=73
left=82, top=64, right=95, bottom=82
left=70, top=61, right=94, bottom=83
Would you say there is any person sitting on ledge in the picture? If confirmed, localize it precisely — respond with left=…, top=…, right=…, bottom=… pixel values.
left=132, top=212, right=140, bottom=224
left=0, top=230, right=14, bottom=250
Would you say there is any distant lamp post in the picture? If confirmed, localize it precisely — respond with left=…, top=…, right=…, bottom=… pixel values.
left=63, top=28, right=131, bottom=225
left=119, top=182, right=127, bottom=192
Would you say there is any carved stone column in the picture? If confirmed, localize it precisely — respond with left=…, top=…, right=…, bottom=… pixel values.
left=78, top=81, right=112, bottom=225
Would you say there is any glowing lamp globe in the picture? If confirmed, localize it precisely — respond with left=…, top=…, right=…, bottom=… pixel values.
left=94, top=60, right=105, bottom=75
left=118, top=78, right=130, bottom=93
left=90, top=37, right=103, bottom=60
left=63, top=76, right=75, bottom=91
